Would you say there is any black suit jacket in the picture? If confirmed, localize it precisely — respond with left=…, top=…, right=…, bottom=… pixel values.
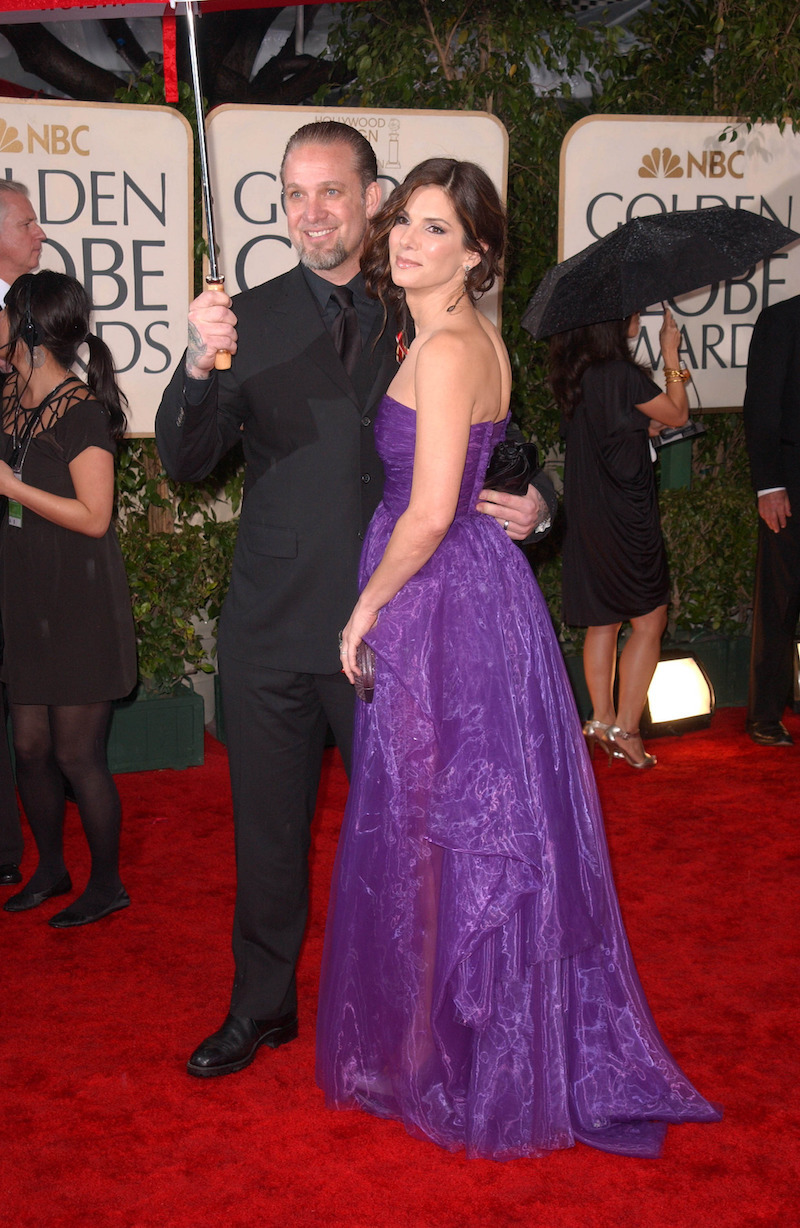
left=743, top=294, right=800, bottom=492
left=157, top=264, right=557, bottom=676
left=157, top=265, right=398, bottom=675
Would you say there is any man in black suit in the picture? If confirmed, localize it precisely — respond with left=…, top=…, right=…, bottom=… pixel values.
left=156, top=122, right=554, bottom=1077
left=0, top=607, right=22, bottom=886
left=743, top=294, right=800, bottom=746
left=0, top=180, right=46, bottom=886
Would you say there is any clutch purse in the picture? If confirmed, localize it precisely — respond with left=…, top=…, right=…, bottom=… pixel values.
left=484, top=440, right=539, bottom=495
left=354, top=641, right=375, bottom=703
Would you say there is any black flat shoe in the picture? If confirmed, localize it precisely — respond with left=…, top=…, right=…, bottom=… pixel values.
left=746, top=721, right=794, bottom=747
left=3, top=872, right=72, bottom=912
left=187, top=1012, right=298, bottom=1078
left=48, top=887, right=130, bottom=928
left=0, top=863, right=22, bottom=886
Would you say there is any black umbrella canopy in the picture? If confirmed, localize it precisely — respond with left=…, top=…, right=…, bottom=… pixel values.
left=522, top=206, right=799, bottom=340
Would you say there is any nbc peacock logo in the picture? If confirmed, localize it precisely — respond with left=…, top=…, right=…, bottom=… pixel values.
left=0, top=119, right=23, bottom=154
left=639, top=148, right=683, bottom=178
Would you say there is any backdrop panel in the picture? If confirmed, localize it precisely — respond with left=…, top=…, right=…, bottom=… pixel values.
left=560, top=115, right=800, bottom=410
left=0, top=96, right=193, bottom=434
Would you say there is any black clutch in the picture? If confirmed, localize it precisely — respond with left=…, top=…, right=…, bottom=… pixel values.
left=484, top=440, right=539, bottom=495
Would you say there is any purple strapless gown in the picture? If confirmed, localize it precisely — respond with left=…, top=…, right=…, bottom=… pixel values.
left=316, top=396, right=720, bottom=1160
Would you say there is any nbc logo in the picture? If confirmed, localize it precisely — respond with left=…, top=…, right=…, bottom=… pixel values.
left=639, top=148, right=683, bottom=178
left=0, top=119, right=23, bottom=154
left=638, top=145, right=744, bottom=179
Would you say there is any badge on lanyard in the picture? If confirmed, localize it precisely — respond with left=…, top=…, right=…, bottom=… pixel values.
left=8, top=467, right=23, bottom=528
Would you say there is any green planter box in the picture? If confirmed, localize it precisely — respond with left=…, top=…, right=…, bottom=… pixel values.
left=213, top=673, right=225, bottom=745
left=107, top=682, right=205, bottom=774
left=679, top=634, right=750, bottom=709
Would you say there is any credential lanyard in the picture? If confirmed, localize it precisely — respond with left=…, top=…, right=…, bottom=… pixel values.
left=6, top=402, right=46, bottom=529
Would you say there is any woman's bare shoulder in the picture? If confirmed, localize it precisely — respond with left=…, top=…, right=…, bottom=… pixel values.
left=413, top=324, right=478, bottom=379
left=476, top=311, right=511, bottom=377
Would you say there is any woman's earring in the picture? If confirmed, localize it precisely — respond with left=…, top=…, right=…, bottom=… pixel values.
left=31, top=346, right=46, bottom=369
left=447, top=262, right=475, bottom=314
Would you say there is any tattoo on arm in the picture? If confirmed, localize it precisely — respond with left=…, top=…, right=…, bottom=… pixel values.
left=186, top=322, right=206, bottom=372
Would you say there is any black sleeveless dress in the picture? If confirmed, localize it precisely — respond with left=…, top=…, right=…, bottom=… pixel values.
left=0, top=380, right=137, bottom=705
left=561, top=360, right=667, bottom=626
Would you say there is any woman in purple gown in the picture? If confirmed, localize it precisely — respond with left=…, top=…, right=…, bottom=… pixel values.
left=316, top=160, right=720, bottom=1160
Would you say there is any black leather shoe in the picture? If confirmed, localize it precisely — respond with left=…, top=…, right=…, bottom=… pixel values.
left=0, top=863, right=22, bottom=885
left=187, top=1012, right=299, bottom=1078
left=3, top=872, right=72, bottom=912
left=746, top=721, right=794, bottom=747
left=49, top=887, right=130, bottom=928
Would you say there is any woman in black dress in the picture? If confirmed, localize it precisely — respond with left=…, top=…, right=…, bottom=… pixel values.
left=550, top=309, right=689, bottom=768
left=0, top=271, right=137, bottom=925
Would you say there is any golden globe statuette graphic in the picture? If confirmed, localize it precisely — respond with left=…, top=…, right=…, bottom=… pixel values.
left=386, top=119, right=401, bottom=171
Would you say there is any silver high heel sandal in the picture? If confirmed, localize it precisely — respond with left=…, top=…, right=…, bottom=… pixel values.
left=582, top=719, right=622, bottom=762
left=606, top=726, right=657, bottom=769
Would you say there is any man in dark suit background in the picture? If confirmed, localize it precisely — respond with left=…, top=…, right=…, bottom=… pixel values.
left=156, top=122, right=554, bottom=1078
left=0, top=180, right=46, bottom=886
left=743, top=294, right=800, bottom=746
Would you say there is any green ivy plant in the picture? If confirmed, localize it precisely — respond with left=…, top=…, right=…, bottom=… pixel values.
left=121, top=518, right=238, bottom=691
left=112, top=437, right=243, bottom=693
left=593, top=0, right=800, bottom=128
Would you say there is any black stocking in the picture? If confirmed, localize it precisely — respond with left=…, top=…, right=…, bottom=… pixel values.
left=10, top=704, right=66, bottom=893
left=11, top=701, right=123, bottom=908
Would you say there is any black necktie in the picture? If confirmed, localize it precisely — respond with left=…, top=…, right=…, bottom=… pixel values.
left=329, top=285, right=362, bottom=376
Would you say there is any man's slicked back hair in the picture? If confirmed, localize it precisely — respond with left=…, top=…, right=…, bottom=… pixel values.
left=280, top=121, right=378, bottom=194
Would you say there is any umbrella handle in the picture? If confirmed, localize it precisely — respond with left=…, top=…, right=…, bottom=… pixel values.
left=206, top=275, right=231, bottom=371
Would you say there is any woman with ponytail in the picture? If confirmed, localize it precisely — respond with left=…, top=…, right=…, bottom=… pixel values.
left=0, top=270, right=137, bottom=927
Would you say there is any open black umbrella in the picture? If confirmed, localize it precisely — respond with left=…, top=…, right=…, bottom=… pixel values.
left=522, top=206, right=799, bottom=340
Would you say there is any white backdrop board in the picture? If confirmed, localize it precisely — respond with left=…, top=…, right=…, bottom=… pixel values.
left=205, top=104, right=508, bottom=322
left=0, top=98, right=193, bottom=434
left=560, top=116, right=800, bottom=409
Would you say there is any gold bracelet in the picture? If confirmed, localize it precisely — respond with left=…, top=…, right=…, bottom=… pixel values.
left=664, top=367, right=691, bottom=384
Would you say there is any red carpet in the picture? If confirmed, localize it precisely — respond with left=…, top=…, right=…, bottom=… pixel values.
left=2, top=708, right=799, bottom=1228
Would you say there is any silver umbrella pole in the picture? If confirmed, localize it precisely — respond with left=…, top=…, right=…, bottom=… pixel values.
left=185, top=1, right=231, bottom=369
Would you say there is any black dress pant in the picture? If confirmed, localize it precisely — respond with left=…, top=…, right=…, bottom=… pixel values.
left=0, top=601, right=23, bottom=867
left=219, top=649, right=356, bottom=1020
left=0, top=691, right=22, bottom=865
left=748, top=464, right=800, bottom=725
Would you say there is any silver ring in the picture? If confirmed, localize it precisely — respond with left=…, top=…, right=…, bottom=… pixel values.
left=503, top=519, right=510, bottom=531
